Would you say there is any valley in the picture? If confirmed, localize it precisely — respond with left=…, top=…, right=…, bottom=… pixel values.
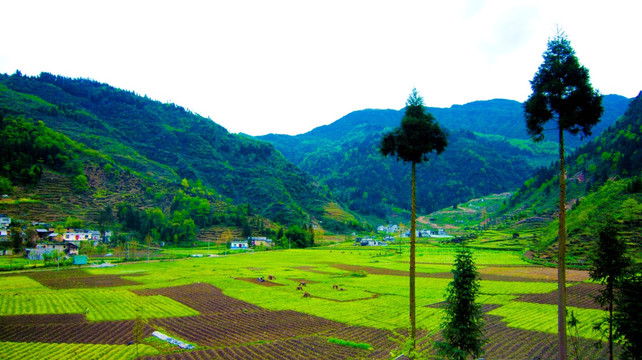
left=0, top=71, right=640, bottom=359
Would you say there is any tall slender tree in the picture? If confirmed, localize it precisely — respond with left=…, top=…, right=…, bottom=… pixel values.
left=379, top=88, right=448, bottom=356
left=524, top=30, right=603, bottom=359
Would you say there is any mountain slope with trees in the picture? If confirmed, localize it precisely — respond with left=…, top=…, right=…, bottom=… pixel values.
left=0, top=72, right=351, bottom=229
left=260, top=97, right=628, bottom=219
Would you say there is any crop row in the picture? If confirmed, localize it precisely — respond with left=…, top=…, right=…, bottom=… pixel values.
left=0, top=319, right=153, bottom=344
left=0, top=341, right=159, bottom=360
left=151, top=310, right=346, bottom=347
left=487, top=302, right=606, bottom=340
left=481, top=314, right=609, bottom=359
left=517, top=282, right=604, bottom=309
left=140, top=335, right=369, bottom=360
left=0, top=287, right=198, bottom=321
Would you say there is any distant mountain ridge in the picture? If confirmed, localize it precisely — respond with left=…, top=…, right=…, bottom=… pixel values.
left=259, top=96, right=629, bottom=219
left=264, top=95, right=628, bottom=150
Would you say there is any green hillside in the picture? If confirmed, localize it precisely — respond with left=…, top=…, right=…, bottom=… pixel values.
left=503, top=91, right=642, bottom=262
left=0, top=72, right=356, bottom=234
left=260, top=98, right=628, bottom=220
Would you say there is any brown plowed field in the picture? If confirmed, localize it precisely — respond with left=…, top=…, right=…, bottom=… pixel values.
left=150, top=310, right=347, bottom=348
left=133, top=282, right=264, bottom=315
left=235, top=277, right=285, bottom=287
left=2, top=280, right=610, bottom=359
left=134, top=283, right=398, bottom=359
left=286, top=278, right=319, bottom=285
left=140, top=335, right=370, bottom=360
left=329, top=263, right=590, bottom=282
left=516, top=282, right=605, bottom=309
left=0, top=315, right=153, bottom=344
left=25, top=269, right=142, bottom=289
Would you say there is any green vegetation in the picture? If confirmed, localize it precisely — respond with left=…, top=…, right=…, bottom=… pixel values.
left=327, top=337, right=371, bottom=350
left=0, top=245, right=617, bottom=359
left=0, top=342, right=159, bottom=360
left=0, top=72, right=353, bottom=232
left=260, top=96, right=627, bottom=219
left=590, top=216, right=633, bottom=359
left=438, top=247, right=485, bottom=360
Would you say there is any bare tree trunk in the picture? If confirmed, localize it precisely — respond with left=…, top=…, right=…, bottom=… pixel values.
left=410, top=161, right=417, bottom=356
left=558, top=127, right=567, bottom=360
left=609, top=284, right=613, bottom=360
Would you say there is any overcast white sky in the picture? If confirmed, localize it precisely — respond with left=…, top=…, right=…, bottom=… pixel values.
left=1, top=1, right=641, bottom=135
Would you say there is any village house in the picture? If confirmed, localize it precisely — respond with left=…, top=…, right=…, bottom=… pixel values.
left=230, top=240, right=249, bottom=249
left=26, top=242, right=79, bottom=260
left=377, top=224, right=399, bottom=234
left=403, top=228, right=452, bottom=238
left=249, top=237, right=273, bottom=247
left=0, top=214, right=11, bottom=229
left=36, top=229, right=53, bottom=240
left=355, top=237, right=389, bottom=246
left=63, top=230, right=101, bottom=243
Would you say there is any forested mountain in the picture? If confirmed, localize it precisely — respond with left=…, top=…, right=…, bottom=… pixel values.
left=505, top=91, right=642, bottom=260
left=0, top=72, right=348, bottom=229
left=259, top=97, right=629, bottom=218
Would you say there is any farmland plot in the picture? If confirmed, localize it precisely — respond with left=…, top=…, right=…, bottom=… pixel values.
left=0, top=246, right=614, bottom=359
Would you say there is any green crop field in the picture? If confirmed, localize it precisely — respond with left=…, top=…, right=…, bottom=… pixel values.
left=0, top=244, right=611, bottom=359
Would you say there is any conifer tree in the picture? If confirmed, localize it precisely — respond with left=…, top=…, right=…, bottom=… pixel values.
left=438, top=247, right=485, bottom=360
left=524, top=29, right=603, bottom=359
left=590, top=216, right=632, bottom=360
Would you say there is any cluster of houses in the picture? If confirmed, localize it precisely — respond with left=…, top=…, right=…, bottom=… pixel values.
left=27, top=229, right=112, bottom=260
left=376, top=224, right=452, bottom=239
left=0, top=214, right=12, bottom=255
left=355, top=237, right=389, bottom=246
left=0, top=215, right=113, bottom=259
left=377, top=223, right=452, bottom=238
left=230, top=237, right=273, bottom=249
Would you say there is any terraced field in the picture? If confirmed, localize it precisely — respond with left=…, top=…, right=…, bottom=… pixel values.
left=0, top=246, right=613, bottom=359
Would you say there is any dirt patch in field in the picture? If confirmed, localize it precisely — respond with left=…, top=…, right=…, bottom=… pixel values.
left=236, top=277, right=286, bottom=287
left=293, top=265, right=336, bottom=274
left=288, top=278, right=319, bottom=285
left=479, top=266, right=590, bottom=282
left=134, top=282, right=264, bottom=315
left=330, top=263, right=588, bottom=283
left=24, top=269, right=142, bottom=289
left=516, top=282, right=604, bottom=309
